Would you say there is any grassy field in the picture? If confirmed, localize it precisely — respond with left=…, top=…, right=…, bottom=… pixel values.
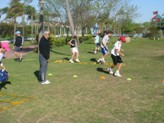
left=0, top=38, right=164, bottom=123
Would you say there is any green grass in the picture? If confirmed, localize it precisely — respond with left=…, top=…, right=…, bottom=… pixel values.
left=0, top=38, right=164, bottom=123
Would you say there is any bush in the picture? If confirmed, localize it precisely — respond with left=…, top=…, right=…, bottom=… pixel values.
left=79, top=35, right=93, bottom=43
left=49, top=36, right=67, bottom=47
left=48, top=35, right=93, bottom=47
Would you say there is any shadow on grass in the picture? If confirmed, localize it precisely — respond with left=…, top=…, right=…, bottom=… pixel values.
left=63, top=57, right=70, bottom=61
left=34, top=70, right=40, bottom=82
left=51, top=50, right=70, bottom=56
left=22, top=47, right=34, bottom=53
left=0, top=81, right=11, bottom=91
left=90, top=58, right=97, bottom=62
left=151, top=55, right=164, bottom=61
left=97, top=67, right=109, bottom=74
left=87, top=51, right=94, bottom=54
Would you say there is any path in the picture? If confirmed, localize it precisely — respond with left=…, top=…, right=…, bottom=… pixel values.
left=4, top=45, right=37, bottom=59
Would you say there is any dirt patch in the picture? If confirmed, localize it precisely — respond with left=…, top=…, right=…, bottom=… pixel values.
left=4, top=45, right=37, bottom=59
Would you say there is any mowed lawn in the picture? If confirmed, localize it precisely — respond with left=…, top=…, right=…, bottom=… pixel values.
left=0, top=38, right=164, bottom=123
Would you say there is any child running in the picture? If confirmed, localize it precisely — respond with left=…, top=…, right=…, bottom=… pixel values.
left=68, top=35, right=80, bottom=63
left=108, top=36, right=126, bottom=77
left=97, top=31, right=113, bottom=63
left=94, top=33, right=100, bottom=54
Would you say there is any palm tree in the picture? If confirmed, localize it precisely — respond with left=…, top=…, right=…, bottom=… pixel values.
left=0, top=7, right=9, bottom=17
left=6, top=0, right=24, bottom=41
left=25, top=5, right=36, bottom=42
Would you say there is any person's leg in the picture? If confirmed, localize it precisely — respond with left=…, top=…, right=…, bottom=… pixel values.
left=72, top=52, right=75, bottom=60
left=44, top=59, right=48, bottom=81
left=108, top=54, right=117, bottom=74
left=14, top=47, right=19, bottom=59
left=16, top=52, right=22, bottom=62
left=75, top=52, right=78, bottom=59
left=14, top=52, right=19, bottom=59
left=69, top=49, right=75, bottom=63
left=101, top=47, right=109, bottom=63
left=15, top=47, right=22, bottom=61
left=97, top=47, right=105, bottom=63
left=19, top=52, right=23, bottom=61
left=75, top=51, right=80, bottom=62
left=115, top=56, right=123, bottom=77
left=39, top=54, right=47, bottom=82
left=117, top=63, right=123, bottom=71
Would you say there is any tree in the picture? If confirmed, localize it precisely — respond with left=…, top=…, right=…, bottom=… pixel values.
left=25, top=5, right=36, bottom=42
left=46, top=0, right=72, bottom=39
left=71, top=0, right=96, bottom=37
left=38, top=0, right=44, bottom=42
left=65, top=0, right=75, bottom=36
left=0, top=7, right=9, bottom=17
left=3, top=0, right=24, bottom=40
left=45, top=0, right=139, bottom=37
left=0, top=23, right=14, bottom=38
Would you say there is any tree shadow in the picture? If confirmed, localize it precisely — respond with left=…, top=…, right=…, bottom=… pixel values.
left=34, top=70, right=40, bottom=82
left=51, top=50, right=70, bottom=56
left=97, top=67, right=109, bottom=74
left=0, top=81, right=11, bottom=91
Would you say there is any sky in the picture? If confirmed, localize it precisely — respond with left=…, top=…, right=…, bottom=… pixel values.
left=0, top=0, right=164, bottom=23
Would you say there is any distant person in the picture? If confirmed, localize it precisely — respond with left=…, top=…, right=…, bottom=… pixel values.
left=68, top=35, right=80, bottom=63
left=97, top=31, right=113, bottom=63
left=99, top=30, right=107, bottom=38
left=13, top=31, right=24, bottom=62
left=39, top=31, right=51, bottom=84
left=0, top=48, right=6, bottom=70
left=94, top=33, right=100, bottom=54
left=108, top=36, right=126, bottom=77
left=0, top=48, right=8, bottom=82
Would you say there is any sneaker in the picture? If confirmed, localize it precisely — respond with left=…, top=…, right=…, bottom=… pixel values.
left=108, top=68, right=113, bottom=75
left=45, top=80, right=51, bottom=83
left=69, top=59, right=74, bottom=63
left=114, top=72, right=122, bottom=77
left=41, top=80, right=50, bottom=85
left=94, top=51, right=96, bottom=54
left=75, top=59, right=80, bottom=63
left=97, top=59, right=102, bottom=64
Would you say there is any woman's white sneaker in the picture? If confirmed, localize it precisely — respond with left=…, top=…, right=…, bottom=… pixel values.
left=75, top=59, right=80, bottom=63
left=69, top=59, right=74, bottom=63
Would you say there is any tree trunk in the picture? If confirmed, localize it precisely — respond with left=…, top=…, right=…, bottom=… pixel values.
left=14, top=18, right=16, bottom=42
left=30, top=15, right=34, bottom=43
left=22, top=12, right=25, bottom=39
left=38, top=0, right=44, bottom=42
left=65, top=0, right=75, bottom=36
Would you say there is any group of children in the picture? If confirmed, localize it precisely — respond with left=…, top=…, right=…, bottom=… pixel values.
left=0, top=31, right=24, bottom=83
left=68, top=31, right=127, bottom=77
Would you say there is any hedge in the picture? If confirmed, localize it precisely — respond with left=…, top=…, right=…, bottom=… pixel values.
left=49, top=35, right=93, bottom=48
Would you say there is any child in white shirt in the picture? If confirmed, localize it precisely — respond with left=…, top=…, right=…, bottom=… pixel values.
left=108, top=36, right=126, bottom=77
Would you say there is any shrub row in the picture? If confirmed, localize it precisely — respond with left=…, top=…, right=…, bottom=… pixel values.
left=49, top=35, right=93, bottom=47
